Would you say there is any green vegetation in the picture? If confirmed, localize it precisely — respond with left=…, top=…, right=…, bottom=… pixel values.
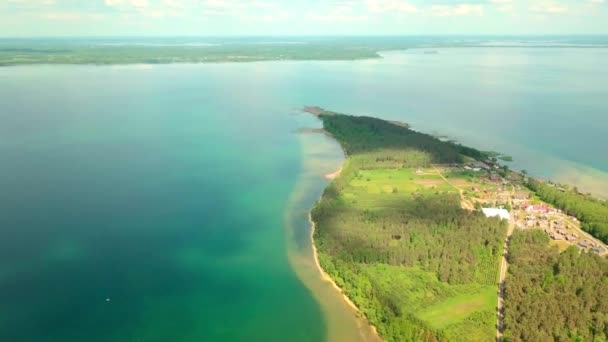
left=475, top=150, right=513, bottom=162
left=0, top=37, right=431, bottom=66
left=504, top=230, right=608, bottom=342
left=526, top=179, right=608, bottom=243
left=312, top=112, right=507, bottom=341
left=4, top=37, right=592, bottom=66
left=0, top=43, right=379, bottom=66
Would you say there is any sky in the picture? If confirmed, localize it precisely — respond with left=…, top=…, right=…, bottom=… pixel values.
left=1, top=0, right=607, bottom=36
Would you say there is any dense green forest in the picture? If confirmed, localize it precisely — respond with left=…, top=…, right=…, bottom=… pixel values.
left=504, top=230, right=608, bottom=342
left=320, top=114, right=488, bottom=167
left=526, top=179, right=608, bottom=243
left=312, top=112, right=507, bottom=341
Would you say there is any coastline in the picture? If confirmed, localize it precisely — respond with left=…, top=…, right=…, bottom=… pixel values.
left=324, top=167, right=342, bottom=180
left=302, top=109, right=382, bottom=340
left=302, top=107, right=381, bottom=340
left=308, top=212, right=381, bottom=338
left=284, top=124, right=381, bottom=342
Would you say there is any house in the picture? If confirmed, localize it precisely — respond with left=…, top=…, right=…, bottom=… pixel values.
left=578, top=240, right=592, bottom=248
left=482, top=208, right=511, bottom=221
left=526, top=204, right=551, bottom=214
left=593, top=245, right=606, bottom=254
left=514, top=192, right=530, bottom=201
left=471, top=161, right=491, bottom=171
left=489, top=172, right=501, bottom=181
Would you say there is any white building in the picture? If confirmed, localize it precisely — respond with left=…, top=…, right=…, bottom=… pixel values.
left=482, top=208, right=511, bottom=221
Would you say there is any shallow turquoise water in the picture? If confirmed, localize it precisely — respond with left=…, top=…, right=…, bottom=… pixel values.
left=0, top=66, right=326, bottom=341
left=1, top=46, right=607, bottom=341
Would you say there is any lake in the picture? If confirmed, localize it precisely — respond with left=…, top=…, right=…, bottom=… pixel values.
left=1, top=46, right=607, bottom=341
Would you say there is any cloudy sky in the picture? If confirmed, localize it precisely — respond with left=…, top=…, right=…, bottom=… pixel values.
left=1, top=0, right=607, bottom=36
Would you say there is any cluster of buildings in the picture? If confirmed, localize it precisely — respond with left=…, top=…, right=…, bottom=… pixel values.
left=514, top=203, right=607, bottom=255
left=544, top=222, right=578, bottom=242
left=464, top=161, right=492, bottom=172
left=578, top=240, right=607, bottom=254
left=454, top=160, right=607, bottom=256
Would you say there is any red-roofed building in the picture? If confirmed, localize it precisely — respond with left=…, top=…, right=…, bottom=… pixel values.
left=525, top=205, right=551, bottom=213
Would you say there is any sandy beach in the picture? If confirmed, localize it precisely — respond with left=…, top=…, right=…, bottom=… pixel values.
left=324, top=167, right=343, bottom=180
left=308, top=212, right=380, bottom=338
left=284, top=127, right=381, bottom=342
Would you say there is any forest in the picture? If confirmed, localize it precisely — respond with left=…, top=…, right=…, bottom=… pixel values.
left=312, top=111, right=506, bottom=341
left=504, top=230, right=608, bottom=342
left=526, top=179, right=608, bottom=243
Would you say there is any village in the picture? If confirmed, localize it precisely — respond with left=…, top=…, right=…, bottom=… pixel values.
left=512, top=202, right=607, bottom=255
left=438, top=158, right=608, bottom=257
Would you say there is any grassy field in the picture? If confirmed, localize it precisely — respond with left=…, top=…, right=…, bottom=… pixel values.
left=418, top=287, right=496, bottom=329
left=359, top=264, right=497, bottom=341
left=342, top=168, right=458, bottom=209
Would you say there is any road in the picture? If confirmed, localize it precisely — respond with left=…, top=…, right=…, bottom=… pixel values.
left=496, top=212, right=515, bottom=342
left=432, top=166, right=475, bottom=211
left=431, top=165, right=517, bottom=340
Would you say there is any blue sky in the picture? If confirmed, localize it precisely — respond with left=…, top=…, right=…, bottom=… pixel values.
left=1, top=0, right=607, bottom=36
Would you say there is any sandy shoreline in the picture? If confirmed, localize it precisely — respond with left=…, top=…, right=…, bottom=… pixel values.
left=324, top=167, right=343, bottom=180
left=308, top=212, right=381, bottom=339
left=294, top=107, right=381, bottom=341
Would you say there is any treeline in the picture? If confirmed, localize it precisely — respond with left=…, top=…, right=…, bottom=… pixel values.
left=504, top=230, right=608, bottom=342
left=526, top=179, right=608, bottom=243
left=320, top=113, right=486, bottom=167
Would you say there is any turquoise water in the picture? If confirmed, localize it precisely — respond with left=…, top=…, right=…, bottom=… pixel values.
left=1, top=46, right=608, bottom=341
left=0, top=66, right=327, bottom=341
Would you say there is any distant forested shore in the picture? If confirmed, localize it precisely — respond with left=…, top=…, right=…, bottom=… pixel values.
left=3, top=36, right=608, bottom=66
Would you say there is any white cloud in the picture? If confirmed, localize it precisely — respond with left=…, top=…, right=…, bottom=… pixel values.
left=367, top=0, right=418, bottom=14
left=105, top=0, right=149, bottom=7
left=42, top=12, right=80, bottom=20
left=7, top=0, right=55, bottom=3
left=305, top=2, right=368, bottom=22
left=531, top=2, right=568, bottom=14
left=490, top=0, right=513, bottom=12
left=430, top=4, right=483, bottom=17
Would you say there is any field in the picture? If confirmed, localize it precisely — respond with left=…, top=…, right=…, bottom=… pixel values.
left=362, top=264, right=497, bottom=341
left=341, top=167, right=458, bottom=209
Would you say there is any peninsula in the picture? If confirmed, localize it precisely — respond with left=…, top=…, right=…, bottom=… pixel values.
left=306, top=107, right=608, bottom=342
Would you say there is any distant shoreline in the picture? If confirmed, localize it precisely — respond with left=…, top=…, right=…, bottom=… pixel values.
left=4, top=36, right=608, bottom=67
